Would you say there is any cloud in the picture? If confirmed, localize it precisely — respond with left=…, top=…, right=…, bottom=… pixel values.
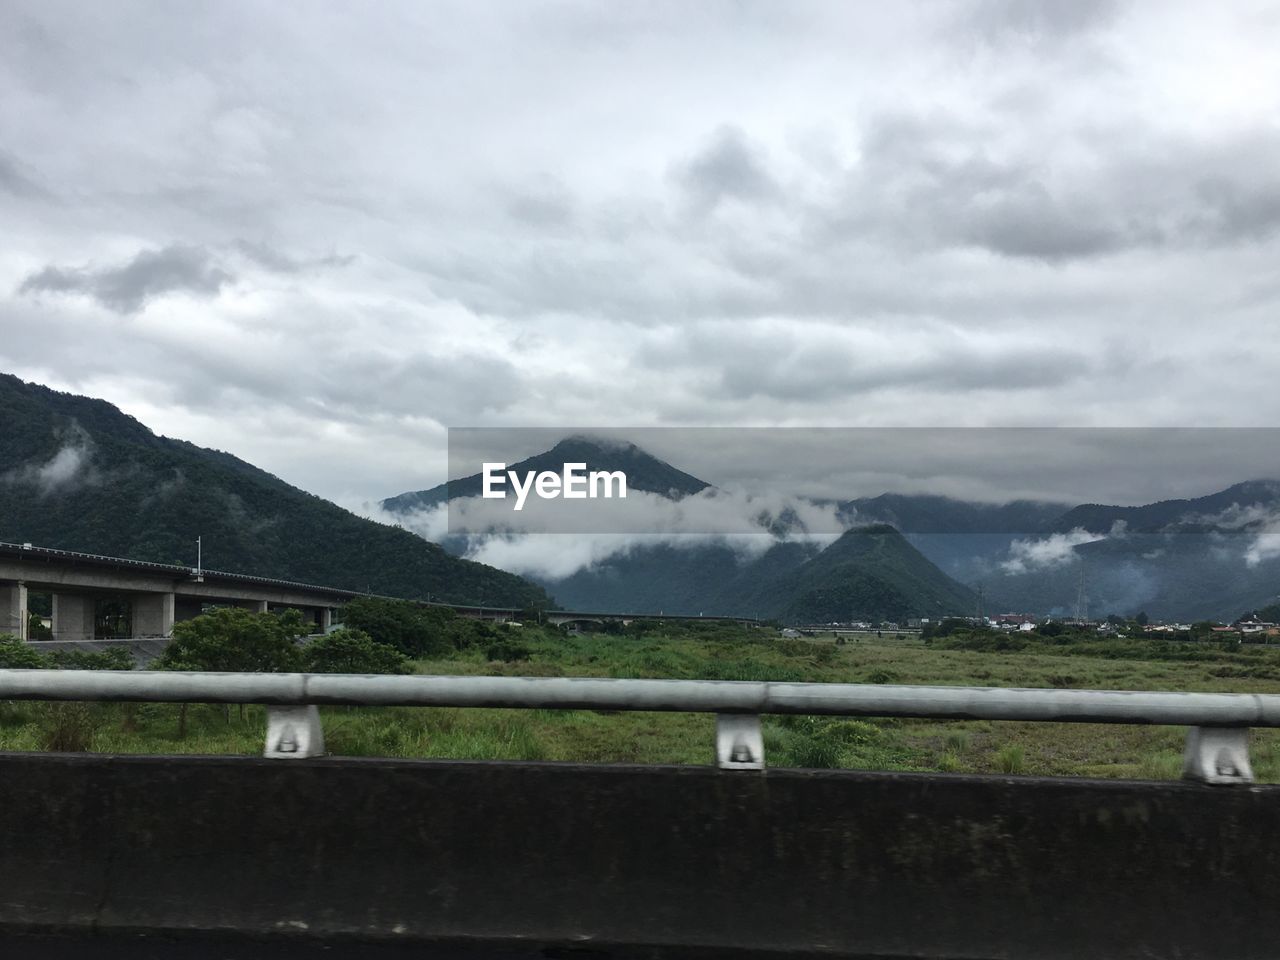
left=232, top=240, right=355, bottom=274
left=1181, top=501, right=1280, bottom=567
left=2, top=1, right=1280, bottom=510
left=964, top=0, right=1122, bottom=43
left=674, top=126, right=779, bottom=213
left=18, top=244, right=233, bottom=314
left=1, top=423, right=98, bottom=496
left=361, top=484, right=844, bottom=581
left=1246, top=534, right=1280, bottom=568
left=0, top=151, right=48, bottom=198
left=1001, top=527, right=1106, bottom=574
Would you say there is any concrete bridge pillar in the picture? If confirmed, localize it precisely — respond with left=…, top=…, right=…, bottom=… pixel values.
left=133, top=592, right=175, bottom=638
left=245, top=600, right=269, bottom=614
left=0, top=581, right=28, bottom=640
left=51, top=593, right=94, bottom=641
left=320, top=607, right=333, bottom=633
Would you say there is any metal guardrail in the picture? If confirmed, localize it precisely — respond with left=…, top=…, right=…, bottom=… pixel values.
left=0, top=670, right=1268, bottom=783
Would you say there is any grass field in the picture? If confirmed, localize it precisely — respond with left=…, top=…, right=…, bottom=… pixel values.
left=4, top=625, right=1280, bottom=781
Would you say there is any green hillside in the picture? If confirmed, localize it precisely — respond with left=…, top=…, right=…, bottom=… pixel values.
left=0, top=374, right=551, bottom=608
left=778, top=524, right=980, bottom=623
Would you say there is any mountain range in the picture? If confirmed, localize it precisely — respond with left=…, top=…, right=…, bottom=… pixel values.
left=6, top=371, right=1279, bottom=623
left=384, top=439, right=1280, bottom=622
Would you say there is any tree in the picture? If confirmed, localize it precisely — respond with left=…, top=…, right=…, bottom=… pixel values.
left=339, top=597, right=456, bottom=657
left=156, top=608, right=307, bottom=738
left=156, top=608, right=305, bottom=673
left=301, top=628, right=409, bottom=674
left=0, top=635, right=52, bottom=668
left=27, top=612, right=52, bottom=640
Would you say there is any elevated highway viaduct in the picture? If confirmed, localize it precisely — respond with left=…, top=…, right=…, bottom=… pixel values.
left=0, top=541, right=355, bottom=641
left=0, top=541, right=758, bottom=644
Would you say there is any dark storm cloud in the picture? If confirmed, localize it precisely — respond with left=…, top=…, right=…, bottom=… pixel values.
left=19, top=244, right=233, bottom=314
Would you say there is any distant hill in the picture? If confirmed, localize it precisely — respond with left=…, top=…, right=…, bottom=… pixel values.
left=0, top=374, right=551, bottom=608
left=1048, top=481, right=1280, bottom=534
left=778, top=524, right=980, bottom=623
left=382, top=436, right=710, bottom=514
left=534, top=525, right=980, bottom=623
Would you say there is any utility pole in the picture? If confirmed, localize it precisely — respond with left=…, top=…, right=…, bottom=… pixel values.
left=194, top=536, right=204, bottom=582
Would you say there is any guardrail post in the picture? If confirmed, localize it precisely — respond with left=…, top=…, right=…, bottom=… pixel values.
left=716, top=714, right=764, bottom=771
left=1182, top=727, right=1253, bottom=784
left=265, top=705, right=325, bottom=759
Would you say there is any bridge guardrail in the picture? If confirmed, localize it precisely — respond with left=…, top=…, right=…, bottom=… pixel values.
left=0, top=669, right=1270, bottom=783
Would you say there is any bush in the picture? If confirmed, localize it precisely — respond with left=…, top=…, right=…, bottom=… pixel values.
left=486, top=639, right=532, bottom=663
left=37, top=702, right=98, bottom=752
left=302, top=629, right=410, bottom=674
left=157, top=608, right=305, bottom=672
left=47, top=648, right=135, bottom=671
left=0, top=637, right=134, bottom=670
left=0, top=635, right=51, bottom=668
left=339, top=597, right=458, bottom=657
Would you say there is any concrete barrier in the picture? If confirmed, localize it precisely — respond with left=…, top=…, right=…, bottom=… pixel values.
left=0, top=753, right=1276, bottom=958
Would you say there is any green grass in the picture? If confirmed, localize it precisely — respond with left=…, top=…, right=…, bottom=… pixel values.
left=5, top=625, right=1280, bottom=781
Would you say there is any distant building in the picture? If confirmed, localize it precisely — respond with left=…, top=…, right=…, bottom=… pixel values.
left=1236, top=619, right=1277, bottom=635
left=988, top=613, right=1038, bottom=632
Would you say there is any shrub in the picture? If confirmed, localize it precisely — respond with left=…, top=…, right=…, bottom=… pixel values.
left=47, top=648, right=135, bottom=671
left=486, top=639, right=532, bottom=663
left=38, top=702, right=97, bottom=752
left=339, top=597, right=457, bottom=657
left=157, top=608, right=304, bottom=672
left=0, top=636, right=51, bottom=668
left=302, top=628, right=410, bottom=674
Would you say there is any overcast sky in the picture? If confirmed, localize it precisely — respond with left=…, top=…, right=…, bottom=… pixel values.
left=3, top=0, right=1280, bottom=507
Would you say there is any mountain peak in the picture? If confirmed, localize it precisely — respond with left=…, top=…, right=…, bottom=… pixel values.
left=381, top=436, right=711, bottom=514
